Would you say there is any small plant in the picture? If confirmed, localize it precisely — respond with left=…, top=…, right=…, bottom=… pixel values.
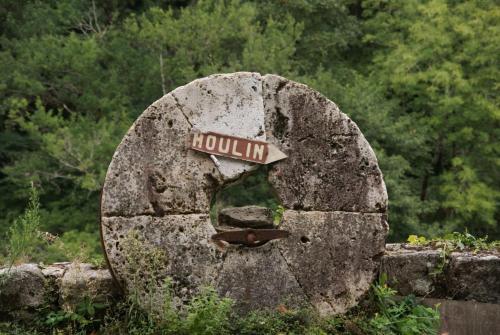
left=407, top=234, right=427, bottom=245
left=407, top=231, right=500, bottom=276
left=407, top=231, right=499, bottom=252
left=320, top=274, right=439, bottom=335
left=363, top=275, right=439, bottom=334
left=44, top=296, right=108, bottom=334
left=0, top=322, right=42, bottom=335
left=182, top=287, right=233, bottom=335
left=4, top=183, right=43, bottom=269
left=272, top=205, right=285, bottom=226
left=235, top=307, right=318, bottom=335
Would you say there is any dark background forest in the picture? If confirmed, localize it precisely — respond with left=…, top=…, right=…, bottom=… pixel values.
left=0, top=0, right=498, bottom=263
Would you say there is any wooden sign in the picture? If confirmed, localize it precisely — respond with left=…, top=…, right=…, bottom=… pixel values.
left=188, top=131, right=287, bottom=164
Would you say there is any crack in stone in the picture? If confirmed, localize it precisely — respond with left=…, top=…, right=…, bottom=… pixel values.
left=275, top=80, right=288, bottom=94
left=102, top=209, right=385, bottom=219
left=276, top=245, right=314, bottom=309
left=171, top=92, right=193, bottom=128
left=208, top=218, right=229, bottom=278
left=212, top=248, right=228, bottom=292
left=102, top=212, right=208, bottom=219
left=115, top=210, right=385, bottom=222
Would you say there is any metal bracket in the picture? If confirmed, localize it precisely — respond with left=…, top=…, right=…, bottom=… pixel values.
left=211, top=229, right=290, bottom=247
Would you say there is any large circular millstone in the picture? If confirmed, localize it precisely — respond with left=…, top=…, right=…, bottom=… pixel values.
left=100, top=72, right=388, bottom=315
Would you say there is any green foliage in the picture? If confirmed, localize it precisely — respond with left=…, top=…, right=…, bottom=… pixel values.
left=2, top=183, right=43, bottom=268
left=44, top=230, right=104, bottom=265
left=362, top=0, right=500, bottom=239
left=0, top=183, right=104, bottom=266
left=210, top=167, right=281, bottom=224
left=0, top=322, right=42, bottom=335
left=407, top=231, right=500, bottom=276
left=273, top=205, right=285, bottom=226
left=364, top=277, right=439, bottom=335
left=5, top=280, right=438, bottom=334
left=322, top=277, right=440, bottom=335
left=101, top=285, right=233, bottom=335
left=182, top=287, right=234, bottom=335
left=407, top=231, right=500, bottom=252
left=44, top=296, right=108, bottom=335
left=234, top=307, right=320, bottom=335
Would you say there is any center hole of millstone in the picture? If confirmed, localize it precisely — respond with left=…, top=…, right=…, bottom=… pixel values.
left=210, top=166, right=283, bottom=246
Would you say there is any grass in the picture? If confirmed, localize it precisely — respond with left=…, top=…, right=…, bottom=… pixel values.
left=0, top=278, right=440, bottom=335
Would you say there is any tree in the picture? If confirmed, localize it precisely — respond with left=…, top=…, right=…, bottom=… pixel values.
left=362, top=0, right=499, bottom=238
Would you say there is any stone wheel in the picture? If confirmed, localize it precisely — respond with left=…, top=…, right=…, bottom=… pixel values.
left=100, top=72, right=388, bottom=315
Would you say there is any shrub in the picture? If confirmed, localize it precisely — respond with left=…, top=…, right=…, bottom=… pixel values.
left=2, top=183, right=43, bottom=268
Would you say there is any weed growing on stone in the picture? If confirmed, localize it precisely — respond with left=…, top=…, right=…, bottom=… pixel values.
left=120, top=229, right=171, bottom=316
left=43, top=296, right=108, bottom=334
left=407, top=231, right=500, bottom=252
left=3, top=183, right=42, bottom=269
left=407, top=231, right=500, bottom=276
left=97, top=285, right=233, bottom=335
left=272, top=205, right=285, bottom=226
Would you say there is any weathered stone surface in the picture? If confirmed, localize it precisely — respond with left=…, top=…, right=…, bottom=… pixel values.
left=171, top=72, right=265, bottom=180
left=218, top=205, right=274, bottom=228
left=278, top=210, right=388, bottom=315
left=101, top=72, right=389, bottom=315
left=263, top=74, right=387, bottom=213
left=447, top=252, right=500, bottom=303
left=102, top=214, right=224, bottom=305
left=216, top=242, right=307, bottom=312
left=60, top=263, right=119, bottom=311
left=0, top=264, right=46, bottom=317
left=41, top=263, right=68, bottom=280
left=380, top=244, right=500, bottom=304
left=380, top=244, right=443, bottom=296
left=101, top=93, right=224, bottom=217
left=41, top=263, right=69, bottom=306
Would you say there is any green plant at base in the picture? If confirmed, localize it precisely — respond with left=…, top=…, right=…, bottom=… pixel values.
left=3, top=183, right=43, bottom=269
left=322, top=275, right=440, bottom=335
left=183, top=287, right=233, bottom=335
left=234, top=307, right=319, bottom=335
left=1, top=278, right=440, bottom=334
left=407, top=231, right=499, bottom=252
left=365, top=275, right=439, bottom=335
left=0, top=322, right=42, bottom=335
left=42, top=296, right=108, bottom=335
left=116, top=231, right=234, bottom=335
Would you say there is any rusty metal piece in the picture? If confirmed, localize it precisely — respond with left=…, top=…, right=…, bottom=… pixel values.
left=211, top=229, right=290, bottom=247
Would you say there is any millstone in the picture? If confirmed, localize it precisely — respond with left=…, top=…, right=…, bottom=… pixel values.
left=100, top=72, right=388, bottom=315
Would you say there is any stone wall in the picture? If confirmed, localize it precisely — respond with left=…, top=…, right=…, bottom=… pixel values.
left=381, top=244, right=500, bottom=303
left=0, top=262, right=119, bottom=321
left=1, top=244, right=498, bottom=321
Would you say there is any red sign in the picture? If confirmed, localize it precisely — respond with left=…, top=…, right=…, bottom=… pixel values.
left=188, top=131, right=287, bottom=164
